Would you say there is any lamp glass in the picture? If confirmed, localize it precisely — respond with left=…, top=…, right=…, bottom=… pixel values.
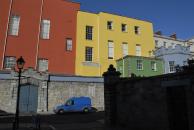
left=17, top=57, right=25, bottom=69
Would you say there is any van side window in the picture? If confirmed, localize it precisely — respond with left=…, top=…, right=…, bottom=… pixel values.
left=66, top=100, right=74, bottom=106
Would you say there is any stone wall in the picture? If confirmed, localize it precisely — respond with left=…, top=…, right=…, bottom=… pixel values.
left=0, top=79, right=17, bottom=113
left=103, top=65, right=194, bottom=130
left=48, top=81, right=104, bottom=111
left=0, top=68, right=104, bottom=113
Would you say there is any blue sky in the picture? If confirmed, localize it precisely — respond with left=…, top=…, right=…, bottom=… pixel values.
left=72, top=0, right=194, bottom=40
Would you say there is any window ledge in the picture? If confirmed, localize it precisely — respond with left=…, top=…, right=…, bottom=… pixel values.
left=82, top=62, right=100, bottom=67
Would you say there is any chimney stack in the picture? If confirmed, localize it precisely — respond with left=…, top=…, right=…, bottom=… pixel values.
left=155, top=31, right=162, bottom=35
left=170, top=33, right=177, bottom=39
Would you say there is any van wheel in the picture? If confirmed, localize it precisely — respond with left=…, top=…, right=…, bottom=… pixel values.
left=83, top=108, right=89, bottom=113
left=58, top=109, right=64, bottom=115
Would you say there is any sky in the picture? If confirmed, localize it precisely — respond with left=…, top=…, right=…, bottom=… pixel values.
left=72, top=0, right=194, bottom=40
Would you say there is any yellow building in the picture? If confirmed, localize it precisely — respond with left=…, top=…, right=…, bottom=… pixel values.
left=76, top=11, right=155, bottom=76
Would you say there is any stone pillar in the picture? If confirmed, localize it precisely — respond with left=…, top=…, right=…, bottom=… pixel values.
left=103, top=64, right=121, bottom=126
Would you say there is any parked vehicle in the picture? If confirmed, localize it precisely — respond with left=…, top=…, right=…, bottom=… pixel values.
left=53, top=97, right=92, bottom=114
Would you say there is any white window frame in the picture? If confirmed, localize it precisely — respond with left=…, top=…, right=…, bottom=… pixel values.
left=137, top=60, right=143, bottom=70
left=136, top=44, right=141, bottom=56
left=121, top=24, right=127, bottom=32
left=40, top=20, right=50, bottom=39
left=108, top=41, right=114, bottom=59
left=86, top=26, right=93, bottom=40
left=122, top=42, right=128, bottom=56
left=85, top=47, right=93, bottom=61
left=38, top=59, right=49, bottom=72
left=66, top=38, right=72, bottom=51
left=169, top=61, right=175, bottom=73
left=4, top=56, right=16, bottom=69
left=151, top=61, right=157, bottom=71
left=107, top=21, right=113, bottom=30
left=9, top=15, right=20, bottom=36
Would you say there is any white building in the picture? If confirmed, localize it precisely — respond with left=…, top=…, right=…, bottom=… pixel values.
left=155, top=44, right=192, bottom=74
left=154, top=31, right=188, bottom=49
left=187, top=37, right=194, bottom=58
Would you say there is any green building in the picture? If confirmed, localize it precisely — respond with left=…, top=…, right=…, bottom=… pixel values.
left=116, top=55, right=164, bottom=77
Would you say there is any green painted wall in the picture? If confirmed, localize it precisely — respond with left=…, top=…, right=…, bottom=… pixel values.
left=116, top=56, right=164, bottom=77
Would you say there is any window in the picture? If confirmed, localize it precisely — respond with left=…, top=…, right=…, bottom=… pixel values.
left=121, top=24, right=127, bottom=32
left=108, top=41, right=114, bottom=59
left=66, top=100, right=74, bottom=106
left=66, top=38, right=72, bottom=51
left=40, top=20, right=50, bottom=39
left=4, top=56, right=16, bottom=69
left=149, top=51, right=153, bottom=57
left=38, top=59, right=48, bottom=72
left=163, top=42, right=167, bottom=47
left=155, top=40, right=158, bottom=47
left=136, top=44, right=141, bottom=56
left=137, top=60, right=143, bottom=70
left=8, top=15, right=20, bottom=36
left=85, top=26, right=93, bottom=40
left=171, top=43, right=175, bottom=48
left=169, top=61, right=175, bottom=73
left=151, top=61, right=157, bottom=71
left=183, top=61, right=187, bottom=66
left=134, top=26, right=140, bottom=34
left=122, top=42, right=128, bottom=56
left=107, top=21, right=113, bottom=30
left=85, top=47, right=93, bottom=61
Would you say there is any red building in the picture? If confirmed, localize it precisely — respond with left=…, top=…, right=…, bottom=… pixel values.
left=0, top=0, right=80, bottom=74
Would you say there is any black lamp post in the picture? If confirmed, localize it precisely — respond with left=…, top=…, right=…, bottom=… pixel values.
left=13, top=56, right=25, bottom=130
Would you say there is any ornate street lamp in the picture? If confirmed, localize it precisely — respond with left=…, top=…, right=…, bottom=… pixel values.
left=13, top=56, right=25, bottom=130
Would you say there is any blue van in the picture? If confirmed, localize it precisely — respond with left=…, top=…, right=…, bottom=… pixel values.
left=53, top=97, right=92, bottom=114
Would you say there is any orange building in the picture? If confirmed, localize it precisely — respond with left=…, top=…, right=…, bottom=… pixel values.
left=0, top=0, right=80, bottom=74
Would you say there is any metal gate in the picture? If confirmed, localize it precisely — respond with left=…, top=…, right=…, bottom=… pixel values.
left=19, top=84, right=38, bottom=113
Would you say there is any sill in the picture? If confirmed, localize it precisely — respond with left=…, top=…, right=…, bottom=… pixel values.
left=40, top=37, right=50, bottom=40
left=82, top=62, right=100, bottom=67
left=66, top=50, right=72, bottom=52
left=8, top=34, right=19, bottom=37
left=107, top=29, right=114, bottom=31
left=86, top=39, right=93, bottom=41
left=108, top=57, right=114, bottom=60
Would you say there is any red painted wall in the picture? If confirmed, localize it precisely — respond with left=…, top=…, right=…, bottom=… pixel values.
left=39, top=0, right=80, bottom=74
left=4, top=0, right=42, bottom=69
left=0, top=0, right=80, bottom=74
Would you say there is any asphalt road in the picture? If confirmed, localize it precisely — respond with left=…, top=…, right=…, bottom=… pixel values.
left=0, top=111, right=106, bottom=130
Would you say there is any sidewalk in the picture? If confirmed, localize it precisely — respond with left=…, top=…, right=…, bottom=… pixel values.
left=0, top=123, right=53, bottom=130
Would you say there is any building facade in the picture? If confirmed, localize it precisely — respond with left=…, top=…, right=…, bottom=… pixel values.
left=154, top=32, right=188, bottom=49
left=76, top=11, right=155, bottom=76
left=116, top=55, right=164, bottom=77
left=187, top=37, right=194, bottom=57
left=0, top=0, right=80, bottom=74
left=155, top=44, right=192, bottom=74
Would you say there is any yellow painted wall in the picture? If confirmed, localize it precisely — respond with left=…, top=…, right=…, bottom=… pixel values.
left=76, top=11, right=155, bottom=76
left=75, top=11, right=100, bottom=76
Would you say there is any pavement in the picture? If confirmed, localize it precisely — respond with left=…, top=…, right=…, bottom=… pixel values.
left=0, top=111, right=123, bottom=130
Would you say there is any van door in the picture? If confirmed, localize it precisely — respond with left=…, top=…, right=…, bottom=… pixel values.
left=65, top=100, right=75, bottom=112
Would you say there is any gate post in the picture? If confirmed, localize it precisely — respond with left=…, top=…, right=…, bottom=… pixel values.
left=103, top=64, right=121, bottom=126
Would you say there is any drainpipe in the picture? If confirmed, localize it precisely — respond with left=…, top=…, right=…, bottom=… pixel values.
left=35, top=0, right=44, bottom=70
left=97, top=14, right=100, bottom=76
left=2, top=0, right=13, bottom=69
